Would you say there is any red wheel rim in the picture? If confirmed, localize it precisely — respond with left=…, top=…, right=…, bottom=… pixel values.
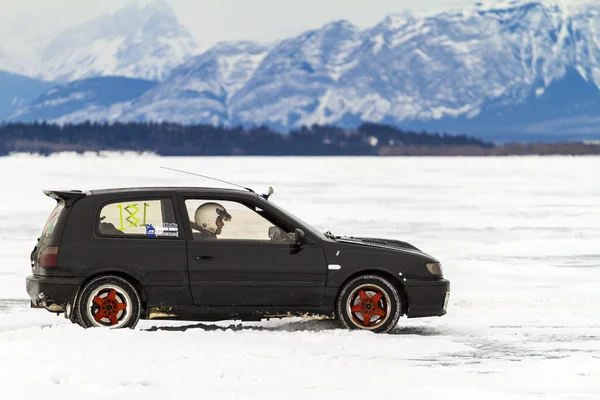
left=347, top=284, right=390, bottom=329
left=88, top=287, right=130, bottom=327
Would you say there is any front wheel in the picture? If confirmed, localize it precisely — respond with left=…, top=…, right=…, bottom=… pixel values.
left=75, top=275, right=141, bottom=329
left=336, top=274, right=402, bottom=334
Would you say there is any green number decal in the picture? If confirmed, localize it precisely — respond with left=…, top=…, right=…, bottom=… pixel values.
left=125, top=204, right=140, bottom=227
left=117, top=204, right=125, bottom=231
left=143, top=203, right=150, bottom=226
left=117, top=203, right=141, bottom=230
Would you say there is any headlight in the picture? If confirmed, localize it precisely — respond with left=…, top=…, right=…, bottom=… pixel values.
left=426, top=262, right=443, bottom=277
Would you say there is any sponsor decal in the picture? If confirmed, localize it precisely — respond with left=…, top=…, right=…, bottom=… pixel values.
left=146, top=224, right=156, bottom=238
left=155, top=223, right=179, bottom=238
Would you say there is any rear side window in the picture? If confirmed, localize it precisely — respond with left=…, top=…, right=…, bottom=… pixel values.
left=42, top=201, right=65, bottom=237
left=98, top=199, right=179, bottom=239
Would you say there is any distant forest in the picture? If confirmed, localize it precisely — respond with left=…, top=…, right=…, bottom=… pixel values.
left=0, top=122, right=599, bottom=156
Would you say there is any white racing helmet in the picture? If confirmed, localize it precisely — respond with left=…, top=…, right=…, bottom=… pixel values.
left=194, top=202, right=232, bottom=234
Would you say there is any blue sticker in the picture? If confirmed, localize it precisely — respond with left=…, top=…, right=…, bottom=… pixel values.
left=146, top=224, right=156, bottom=238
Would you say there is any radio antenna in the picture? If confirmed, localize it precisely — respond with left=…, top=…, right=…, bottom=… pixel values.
left=160, top=166, right=255, bottom=193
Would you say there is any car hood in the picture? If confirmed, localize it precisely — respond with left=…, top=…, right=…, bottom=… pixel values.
left=335, top=236, right=427, bottom=256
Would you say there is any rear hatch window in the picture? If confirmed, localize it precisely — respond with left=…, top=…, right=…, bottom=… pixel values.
left=42, top=201, right=65, bottom=238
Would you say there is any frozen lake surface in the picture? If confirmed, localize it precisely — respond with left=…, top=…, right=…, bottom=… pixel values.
left=1, top=154, right=599, bottom=399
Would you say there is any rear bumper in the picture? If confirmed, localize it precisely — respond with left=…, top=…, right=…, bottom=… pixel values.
left=404, top=278, right=450, bottom=318
left=26, top=275, right=83, bottom=312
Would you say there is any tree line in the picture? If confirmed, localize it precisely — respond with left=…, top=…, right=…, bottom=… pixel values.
left=0, top=121, right=493, bottom=156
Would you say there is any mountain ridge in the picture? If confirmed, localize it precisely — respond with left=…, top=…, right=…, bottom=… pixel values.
left=3, top=0, right=197, bottom=83
left=0, top=70, right=55, bottom=120
left=4, top=0, right=600, bottom=141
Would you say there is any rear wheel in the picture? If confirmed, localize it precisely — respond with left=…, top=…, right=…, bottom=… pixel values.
left=75, top=275, right=141, bottom=329
left=336, top=274, right=402, bottom=334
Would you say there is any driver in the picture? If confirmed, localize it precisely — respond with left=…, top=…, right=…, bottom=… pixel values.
left=190, top=202, right=232, bottom=240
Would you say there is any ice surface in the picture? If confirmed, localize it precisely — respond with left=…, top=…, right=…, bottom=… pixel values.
left=0, top=154, right=599, bottom=399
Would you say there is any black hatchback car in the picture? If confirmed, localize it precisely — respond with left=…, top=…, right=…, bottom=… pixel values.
left=27, top=187, right=450, bottom=333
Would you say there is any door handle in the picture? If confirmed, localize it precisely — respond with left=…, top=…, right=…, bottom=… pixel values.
left=194, top=254, right=214, bottom=261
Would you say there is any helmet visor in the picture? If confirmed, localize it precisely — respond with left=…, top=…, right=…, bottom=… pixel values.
left=216, top=208, right=232, bottom=221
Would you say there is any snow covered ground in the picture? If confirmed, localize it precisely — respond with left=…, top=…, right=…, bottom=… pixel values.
left=1, top=154, right=599, bottom=399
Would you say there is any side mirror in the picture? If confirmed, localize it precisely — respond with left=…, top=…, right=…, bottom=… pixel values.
left=294, top=228, right=306, bottom=246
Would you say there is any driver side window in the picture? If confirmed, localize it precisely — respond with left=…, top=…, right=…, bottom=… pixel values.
left=185, top=199, right=293, bottom=243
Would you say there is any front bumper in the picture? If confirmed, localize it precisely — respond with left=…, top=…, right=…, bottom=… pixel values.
left=26, top=275, right=83, bottom=313
left=404, top=278, right=450, bottom=318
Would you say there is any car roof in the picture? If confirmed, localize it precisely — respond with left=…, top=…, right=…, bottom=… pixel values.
left=89, top=187, right=255, bottom=196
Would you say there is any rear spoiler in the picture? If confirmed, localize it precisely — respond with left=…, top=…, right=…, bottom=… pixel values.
left=43, top=190, right=90, bottom=206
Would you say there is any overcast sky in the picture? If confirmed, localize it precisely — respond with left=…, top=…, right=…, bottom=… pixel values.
left=0, top=0, right=468, bottom=48
left=0, top=0, right=589, bottom=49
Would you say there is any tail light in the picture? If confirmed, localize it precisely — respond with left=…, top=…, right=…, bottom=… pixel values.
left=39, top=246, right=59, bottom=268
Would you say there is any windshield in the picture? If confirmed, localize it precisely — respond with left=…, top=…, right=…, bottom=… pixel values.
left=41, top=201, right=65, bottom=237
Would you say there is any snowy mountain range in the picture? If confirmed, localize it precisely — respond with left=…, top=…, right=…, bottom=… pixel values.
left=2, top=0, right=197, bottom=83
left=9, top=77, right=157, bottom=123
left=3, top=0, right=600, bottom=141
left=0, top=70, right=54, bottom=120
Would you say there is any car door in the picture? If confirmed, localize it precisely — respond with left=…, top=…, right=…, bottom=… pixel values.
left=180, top=195, right=327, bottom=307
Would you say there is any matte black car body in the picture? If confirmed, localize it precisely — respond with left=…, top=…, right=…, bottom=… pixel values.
left=27, top=187, right=449, bottom=328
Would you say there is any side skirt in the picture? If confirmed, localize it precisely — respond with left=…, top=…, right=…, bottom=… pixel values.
left=145, top=304, right=335, bottom=322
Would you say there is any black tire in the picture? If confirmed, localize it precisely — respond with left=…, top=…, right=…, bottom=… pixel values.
left=75, top=275, right=141, bottom=329
left=336, top=274, right=402, bottom=334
